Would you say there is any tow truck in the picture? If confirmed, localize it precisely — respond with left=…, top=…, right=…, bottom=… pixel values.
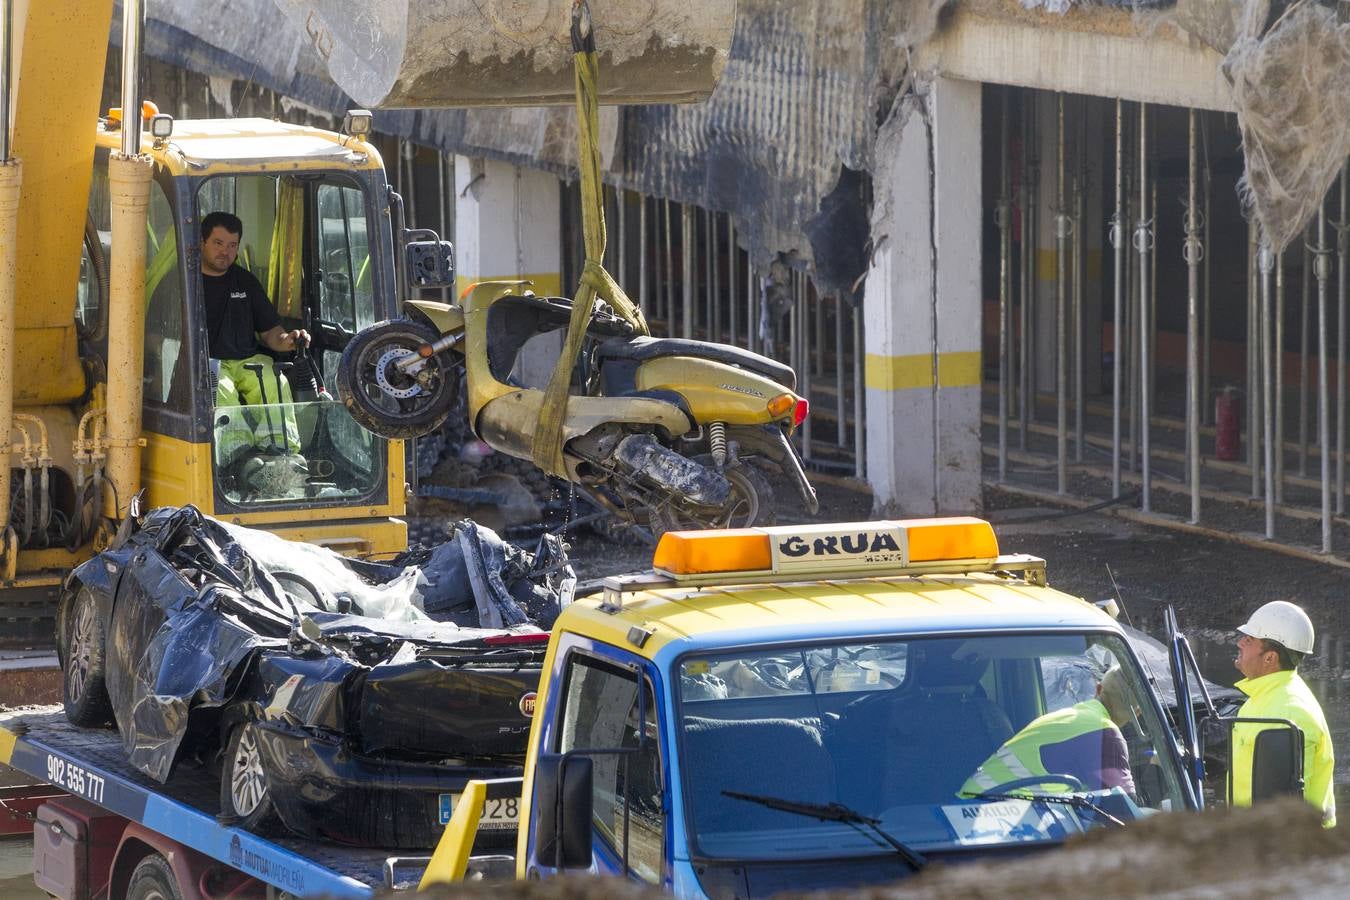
left=0, top=515, right=1305, bottom=897
left=414, top=517, right=1305, bottom=895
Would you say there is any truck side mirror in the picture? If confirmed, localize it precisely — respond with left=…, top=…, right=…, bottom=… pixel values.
left=1251, top=724, right=1304, bottom=802
left=405, top=235, right=455, bottom=289
left=534, top=752, right=593, bottom=869
left=1222, top=716, right=1304, bottom=804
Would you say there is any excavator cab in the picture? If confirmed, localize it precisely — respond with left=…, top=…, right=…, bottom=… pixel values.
left=82, top=120, right=408, bottom=552
left=193, top=171, right=387, bottom=507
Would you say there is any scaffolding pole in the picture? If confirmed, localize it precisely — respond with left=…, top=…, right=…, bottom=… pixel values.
left=1137, top=103, right=1152, bottom=512
left=1276, top=252, right=1285, bottom=503
left=1056, top=94, right=1068, bottom=495
left=638, top=196, right=649, bottom=318
left=1249, top=221, right=1260, bottom=498
left=1185, top=110, right=1202, bottom=524
left=1317, top=201, right=1332, bottom=553
left=728, top=218, right=738, bottom=347
left=1338, top=161, right=1349, bottom=514
left=1073, top=130, right=1085, bottom=465
left=998, top=91, right=1011, bottom=481
left=1300, top=224, right=1312, bottom=476
left=1201, top=115, right=1213, bottom=426
left=1261, top=239, right=1276, bottom=538
left=1111, top=99, right=1124, bottom=496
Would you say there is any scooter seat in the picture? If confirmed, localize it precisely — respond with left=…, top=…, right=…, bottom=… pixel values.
left=596, top=336, right=796, bottom=391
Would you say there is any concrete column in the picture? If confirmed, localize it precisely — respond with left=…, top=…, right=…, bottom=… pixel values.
left=453, top=156, right=562, bottom=298
left=863, top=77, right=983, bottom=516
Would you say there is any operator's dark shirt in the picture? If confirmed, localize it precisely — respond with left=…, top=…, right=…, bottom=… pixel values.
left=202, top=264, right=280, bottom=360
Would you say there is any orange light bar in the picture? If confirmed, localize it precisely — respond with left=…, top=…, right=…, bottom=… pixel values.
left=652, top=518, right=1000, bottom=581
left=904, top=517, right=999, bottom=562
left=652, top=528, right=772, bottom=576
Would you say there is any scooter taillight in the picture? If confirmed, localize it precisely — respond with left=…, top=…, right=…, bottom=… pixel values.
left=793, top=398, right=809, bottom=426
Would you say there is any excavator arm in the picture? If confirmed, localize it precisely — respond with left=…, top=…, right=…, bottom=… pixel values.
left=5, top=0, right=115, bottom=406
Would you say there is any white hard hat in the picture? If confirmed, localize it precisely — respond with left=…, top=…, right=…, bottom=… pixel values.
left=1237, top=601, right=1315, bottom=655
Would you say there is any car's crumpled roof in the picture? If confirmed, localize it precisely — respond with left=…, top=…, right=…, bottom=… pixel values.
left=146, top=505, right=569, bottom=637
left=93, top=505, right=572, bottom=783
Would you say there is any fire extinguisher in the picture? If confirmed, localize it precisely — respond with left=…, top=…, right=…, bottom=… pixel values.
left=1215, top=388, right=1240, bottom=461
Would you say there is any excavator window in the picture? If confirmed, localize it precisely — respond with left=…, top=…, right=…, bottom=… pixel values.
left=194, top=172, right=386, bottom=509
left=75, top=226, right=107, bottom=342
left=142, top=184, right=189, bottom=410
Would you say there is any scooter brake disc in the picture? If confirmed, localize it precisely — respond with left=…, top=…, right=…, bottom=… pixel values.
left=375, top=347, right=425, bottom=399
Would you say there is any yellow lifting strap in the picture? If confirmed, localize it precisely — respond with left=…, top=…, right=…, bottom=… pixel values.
left=529, top=0, right=650, bottom=478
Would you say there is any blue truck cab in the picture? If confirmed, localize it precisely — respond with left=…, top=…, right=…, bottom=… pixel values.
left=428, top=517, right=1213, bottom=896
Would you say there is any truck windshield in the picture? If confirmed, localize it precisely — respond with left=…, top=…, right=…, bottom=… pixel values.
left=676, top=632, right=1187, bottom=861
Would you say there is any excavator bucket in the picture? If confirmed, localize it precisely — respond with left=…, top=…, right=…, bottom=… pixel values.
left=276, top=0, right=737, bottom=109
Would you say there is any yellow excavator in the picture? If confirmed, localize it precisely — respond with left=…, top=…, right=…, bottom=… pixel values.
left=0, top=1, right=445, bottom=648
left=0, top=0, right=736, bottom=650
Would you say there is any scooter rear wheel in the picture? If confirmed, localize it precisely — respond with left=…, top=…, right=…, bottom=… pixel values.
left=653, top=459, right=775, bottom=534
left=336, top=318, right=459, bottom=440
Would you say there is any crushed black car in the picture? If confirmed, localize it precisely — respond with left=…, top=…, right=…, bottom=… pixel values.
left=55, top=503, right=573, bottom=849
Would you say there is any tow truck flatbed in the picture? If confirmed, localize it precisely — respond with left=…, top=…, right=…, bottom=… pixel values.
left=0, top=706, right=402, bottom=898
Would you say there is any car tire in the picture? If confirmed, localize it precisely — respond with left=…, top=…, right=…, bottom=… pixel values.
left=220, top=722, right=279, bottom=833
left=127, top=853, right=183, bottom=900
left=62, top=587, right=113, bottom=726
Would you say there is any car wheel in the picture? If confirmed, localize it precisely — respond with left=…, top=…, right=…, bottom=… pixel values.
left=127, top=853, right=183, bottom=900
left=62, top=587, right=113, bottom=726
left=220, top=722, right=279, bottom=833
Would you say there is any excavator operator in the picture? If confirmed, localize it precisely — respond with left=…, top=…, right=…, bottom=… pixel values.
left=200, top=211, right=310, bottom=473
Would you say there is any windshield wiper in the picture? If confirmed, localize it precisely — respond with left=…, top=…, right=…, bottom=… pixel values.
left=960, top=790, right=1126, bottom=828
left=723, top=790, right=926, bottom=871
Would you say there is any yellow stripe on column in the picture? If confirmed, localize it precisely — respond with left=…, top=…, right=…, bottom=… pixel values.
left=454, top=272, right=563, bottom=299
left=1036, top=248, right=1103, bottom=280
left=865, top=351, right=982, bottom=391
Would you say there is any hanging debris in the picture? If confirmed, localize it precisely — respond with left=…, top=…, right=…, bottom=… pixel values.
left=1222, top=0, right=1350, bottom=252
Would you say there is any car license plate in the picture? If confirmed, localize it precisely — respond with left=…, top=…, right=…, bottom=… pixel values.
left=439, top=792, right=520, bottom=831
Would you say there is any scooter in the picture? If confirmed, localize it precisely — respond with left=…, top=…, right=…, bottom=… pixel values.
left=336, top=281, right=818, bottom=531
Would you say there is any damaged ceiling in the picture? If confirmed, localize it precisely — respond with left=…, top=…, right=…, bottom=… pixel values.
left=129, top=0, right=1348, bottom=288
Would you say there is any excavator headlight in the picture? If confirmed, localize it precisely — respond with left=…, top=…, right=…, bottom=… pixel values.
left=149, top=114, right=174, bottom=140
left=342, top=109, right=373, bottom=138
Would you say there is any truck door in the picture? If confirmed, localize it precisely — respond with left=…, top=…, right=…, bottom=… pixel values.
left=1165, top=606, right=1305, bottom=808
left=1164, top=605, right=1206, bottom=800
left=525, top=639, right=668, bottom=886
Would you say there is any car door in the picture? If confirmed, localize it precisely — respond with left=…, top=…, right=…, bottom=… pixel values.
left=103, top=536, right=197, bottom=778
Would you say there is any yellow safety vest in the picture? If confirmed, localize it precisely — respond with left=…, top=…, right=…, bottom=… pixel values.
left=1231, top=669, right=1336, bottom=827
left=961, top=699, right=1117, bottom=797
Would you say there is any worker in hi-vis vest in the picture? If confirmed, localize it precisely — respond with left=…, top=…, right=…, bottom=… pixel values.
left=961, top=666, right=1135, bottom=799
left=1231, top=600, right=1335, bottom=827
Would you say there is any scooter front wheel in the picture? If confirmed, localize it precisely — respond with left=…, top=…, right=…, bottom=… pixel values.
left=336, top=318, right=459, bottom=440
